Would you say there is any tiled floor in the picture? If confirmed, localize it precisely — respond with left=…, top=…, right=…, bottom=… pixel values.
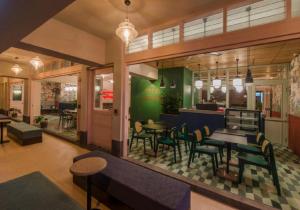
left=128, top=140, right=300, bottom=210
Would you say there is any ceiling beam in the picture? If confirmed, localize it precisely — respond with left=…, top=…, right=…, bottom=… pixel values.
left=0, top=0, right=75, bottom=53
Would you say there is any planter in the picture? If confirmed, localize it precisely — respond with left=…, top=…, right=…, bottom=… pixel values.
left=40, top=120, right=48, bottom=128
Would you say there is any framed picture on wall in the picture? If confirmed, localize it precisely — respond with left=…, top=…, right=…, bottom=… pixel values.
left=12, top=85, right=22, bottom=101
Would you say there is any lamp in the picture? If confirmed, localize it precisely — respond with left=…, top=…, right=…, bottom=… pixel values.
left=194, top=64, right=203, bottom=89
left=221, top=86, right=227, bottom=93
left=212, top=61, right=221, bottom=89
left=159, top=62, right=165, bottom=88
left=233, top=58, right=243, bottom=87
left=115, top=0, right=138, bottom=46
left=245, top=48, right=254, bottom=86
left=236, top=85, right=244, bottom=93
left=170, top=80, right=176, bottom=88
left=30, top=56, right=43, bottom=70
left=11, top=57, right=23, bottom=75
left=210, top=86, right=215, bottom=93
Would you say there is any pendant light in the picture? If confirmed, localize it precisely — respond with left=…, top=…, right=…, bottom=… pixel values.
left=212, top=61, right=221, bottom=89
left=159, top=62, right=165, bottom=89
left=233, top=58, right=243, bottom=87
left=11, top=57, right=23, bottom=75
left=221, top=86, right=227, bottom=93
left=115, top=0, right=138, bottom=46
left=30, top=56, right=44, bottom=70
left=210, top=86, right=215, bottom=93
left=245, top=48, right=254, bottom=86
left=195, top=64, right=203, bottom=89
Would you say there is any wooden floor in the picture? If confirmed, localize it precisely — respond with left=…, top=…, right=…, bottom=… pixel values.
left=0, top=129, right=236, bottom=210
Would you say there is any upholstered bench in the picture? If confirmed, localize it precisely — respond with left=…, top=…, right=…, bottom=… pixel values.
left=73, top=151, right=190, bottom=210
left=7, top=122, right=42, bottom=145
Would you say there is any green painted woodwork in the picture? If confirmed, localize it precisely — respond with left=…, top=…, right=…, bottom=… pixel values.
left=130, top=67, right=192, bottom=124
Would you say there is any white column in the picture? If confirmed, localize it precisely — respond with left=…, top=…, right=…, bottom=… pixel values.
left=207, top=71, right=211, bottom=101
left=246, top=84, right=256, bottom=110
left=191, top=72, right=195, bottom=106
left=226, top=69, right=230, bottom=108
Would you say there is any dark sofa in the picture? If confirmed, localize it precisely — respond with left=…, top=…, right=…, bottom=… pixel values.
left=73, top=151, right=190, bottom=210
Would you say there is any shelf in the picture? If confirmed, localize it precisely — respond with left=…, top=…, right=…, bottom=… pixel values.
left=227, top=122, right=258, bottom=128
left=226, top=116, right=258, bottom=121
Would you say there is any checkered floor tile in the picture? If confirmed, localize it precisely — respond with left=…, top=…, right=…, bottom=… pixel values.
left=128, top=139, right=300, bottom=210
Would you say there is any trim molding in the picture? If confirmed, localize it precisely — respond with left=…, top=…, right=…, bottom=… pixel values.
left=15, top=42, right=103, bottom=67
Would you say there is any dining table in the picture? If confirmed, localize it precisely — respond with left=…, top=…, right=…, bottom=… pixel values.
left=210, top=128, right=248, bottom=181
left=0, top=114, right=11, bottom=145
left=142, top=122, right=167, bottom=157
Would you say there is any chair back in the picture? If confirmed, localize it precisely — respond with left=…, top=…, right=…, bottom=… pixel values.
left=203, top=125, right=211, bottom=137
left=169, top=127, right=177, bottom=139
left=261, top=139, right=271, bottom=157
left=179, top=123, right=188, bottom=136
left=256, top=132, right=265, bottom=145
left=148, top=119, right=154, bottom=124
left=193, top=129, right=203, bottom=144
left=134, top=121, right=143, bottom=134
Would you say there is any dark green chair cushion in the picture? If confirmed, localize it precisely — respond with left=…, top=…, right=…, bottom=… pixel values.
left=136, top=132, right=153, bottom=139
left=205, top=138, right=225, bottom=147
left=237, top=144, right=261, bottom=153
left=238, top=152, right=268, bottom=167
left=157, top=137, right=175, bottom=146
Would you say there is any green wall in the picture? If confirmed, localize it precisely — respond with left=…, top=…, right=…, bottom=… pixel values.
left=130, top=67, right=192, bottom=124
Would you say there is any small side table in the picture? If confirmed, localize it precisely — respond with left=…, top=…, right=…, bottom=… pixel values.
left=70, top=157, right=107, bottom=210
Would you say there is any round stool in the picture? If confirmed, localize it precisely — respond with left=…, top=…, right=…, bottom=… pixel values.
left=70, top=157, right=107, bottom=210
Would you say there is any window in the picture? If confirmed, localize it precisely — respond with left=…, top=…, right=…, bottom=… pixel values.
left=94, top=72, right=113, bottom=110
left=227, top=0, right=286, bottom=32
left=127, top=35, right=148, bottom=54
left=152, top=25, right=179, bottom=48
left=184, top=11, right=223, bottom=41
left=292, top=0, right=300, bottom=17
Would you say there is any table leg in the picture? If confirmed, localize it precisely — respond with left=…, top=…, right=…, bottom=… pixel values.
left=87, top=176, right=92, bottom=210
left=154, top=131, right=157, bottom=157
left=226, top=143, right=232, bottom=174
left=1, top=123, right=3, bottom=144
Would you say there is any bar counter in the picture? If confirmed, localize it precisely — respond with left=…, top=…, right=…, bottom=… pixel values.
left=160, top=108, right=225, bottom=132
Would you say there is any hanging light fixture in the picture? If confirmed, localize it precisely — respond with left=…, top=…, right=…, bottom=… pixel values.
left=159, top=62, right=165, bottom=88
left=236, top=85, right=244, bottom=93
left=195, top=64, right=203, bottom=89
left=233, top=58, right=243, bottom=87
left=30, top=56, right=44, bottom=70
left=11, top=57, right=23, bottom=75
left=210, top=86, right=215, bottom=93
left=245, top=48, right=254, bottom=86
left=212, top=61, right=221, bottom=89
left=115, top=0, right=138, bottom=46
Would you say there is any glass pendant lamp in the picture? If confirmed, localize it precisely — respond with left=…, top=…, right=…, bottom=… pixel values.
left=233, top=58, right=243, bottom=87
left=212, top=61, right=221, bottom=89
left=195, top=64, right=203, bottom=89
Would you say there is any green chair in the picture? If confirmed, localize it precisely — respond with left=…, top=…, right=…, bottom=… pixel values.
left=130, top=121, right=154, bottom=154
left=188, top=129, right=219, bottom=176
left=237, top=132, right=265, bottom=155
left=176, top=123, right=191, bottom=154
left=201, top=126, right=225, bottom=163
left=238, top=139, right=281, bottom=196
left=156, top=127, right=181, bottom=163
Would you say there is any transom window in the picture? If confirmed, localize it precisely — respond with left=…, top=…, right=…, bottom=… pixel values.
left=152, top=25, right=180, bottom=48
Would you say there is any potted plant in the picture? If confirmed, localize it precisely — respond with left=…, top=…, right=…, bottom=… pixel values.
left=9, top=108, right=21, bottom=118
left=161, top=95, right=182, bottom=114
left=35, top=116, right=48, bottom=128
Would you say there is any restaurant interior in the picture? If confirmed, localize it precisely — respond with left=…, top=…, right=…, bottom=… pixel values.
left=128, top=38, right=300, bottom=209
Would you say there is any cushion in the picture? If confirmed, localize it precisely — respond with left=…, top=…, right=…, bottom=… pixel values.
left=237, top=144, right=260, bottom=153
left=238, top=152, right=268, bottom=167
left=195, top=145, right=218, bottom=154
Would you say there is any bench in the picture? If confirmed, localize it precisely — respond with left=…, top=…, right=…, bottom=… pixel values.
left=73, top=151, right=190, bottom=210
left=7, top=122, right=42, bottom=146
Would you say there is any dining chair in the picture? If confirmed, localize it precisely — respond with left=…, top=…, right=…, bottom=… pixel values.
left=176, top=123, right=191, bottom=154
left=188, top=129, right=219, bottom=176
left=130, top=121, right=154, bottom=154
left=237, top=132, right=265, bottom=155
left=156, top=127, right=181, bottom=163
left=238, top=139, right=281, bottom=196
left=201, top=126, right=225, bottom=163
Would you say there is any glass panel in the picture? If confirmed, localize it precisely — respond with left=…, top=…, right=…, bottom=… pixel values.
left=184, top=11, right=223, bottom=41
left=227, top=0, right=286, bottom=32
left=152, top=25, right=180, bottom=48
left=229, top=87, right=247, bottom=108
left=127, top=35, right=148, bottom=54
left=255, top=84, right=282, bottom=118
left=94, top=73, right=113, bottom=110
left=292, top=0, right=300, bottom=17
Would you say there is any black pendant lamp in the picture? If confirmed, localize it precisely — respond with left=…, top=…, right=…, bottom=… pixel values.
left=245, top=48, right=254, bottom=85
left=159, top=62, right=165, bottom=88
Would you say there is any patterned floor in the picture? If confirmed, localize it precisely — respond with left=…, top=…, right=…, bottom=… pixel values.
left=128, top=139, right=300, bottom=210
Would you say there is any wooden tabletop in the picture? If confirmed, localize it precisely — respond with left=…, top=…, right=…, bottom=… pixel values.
left=210, top=132, right=247, bottom=145
left=70, top=157, right=107, bottom=177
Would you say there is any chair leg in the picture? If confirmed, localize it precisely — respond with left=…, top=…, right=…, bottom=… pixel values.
left=177, top=142, right=182, bottom=160
left=184, top=141, right=188, bottom=154
left=219, top=147, right=223, bottom=164
left=150, top=139, right=153, bottom=149
left=238, top=160, right=244, bottom=184
left=214, top=153, right=219, bottom=168
left=211, top=155, right=216, bottom=176
left=143, top=139, right=146, bottom=154
left=188, top=151, right=193, bottom=167
left=129, top=136, right=134, bottom=151
left=173, top=146, right=177, bottom=163
left=272, top=167, right=281, bottom=196
left=192, top=152, right=195, bottom=162
left=161, top=144, right=165, bottom=152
